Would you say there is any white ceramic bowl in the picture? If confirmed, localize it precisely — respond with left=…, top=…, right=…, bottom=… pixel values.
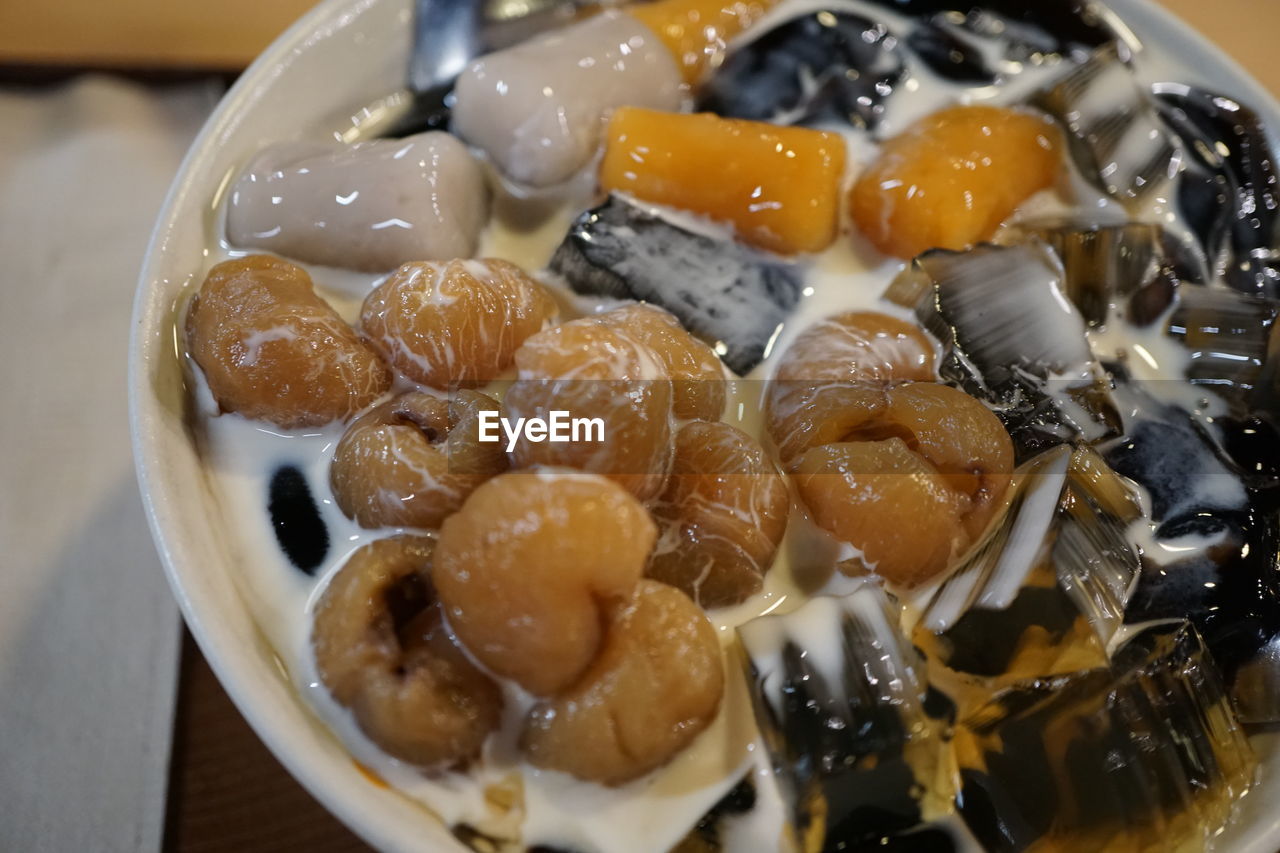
left=129, top=0, right=1280, bottom=849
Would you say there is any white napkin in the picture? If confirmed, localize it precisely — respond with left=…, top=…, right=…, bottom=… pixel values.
left=0, top=75, right=217, bottom=851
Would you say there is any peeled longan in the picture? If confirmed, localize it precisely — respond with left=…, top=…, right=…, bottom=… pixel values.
left=186, top=255, right=391, bottom=428
left=312, top=536, right=502, bottom=766
left=766, top=311, right=936, bottom=463
left=433, top=470, right=657, bottom=696
left=329, top=390, right=508, bottom=530
left=791, top=439, right=969, bottom=587
left=521, top=580, right=724, bottom=785
left=361, top=258, right=557, bottom=389
left=503, top=311, right=675, bottom=503
left=881, top=383, right=1014, bottom=538
left=768, top=381, right=889, bottom=465
left=773, top=311, right=936, bottom=384
left=598, top=303, right=726, bottom=421
left=648, top=422, right=789, bottom=608
left=851, top=105, right=1061, bottom=259
left=788, top=383, right=1014, bottom=586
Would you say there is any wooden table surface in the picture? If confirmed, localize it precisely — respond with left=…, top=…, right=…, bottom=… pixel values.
left=0, top=1, right=318, bottom=70
left=166, top=633, right=368, bottom=851
left=0, top=0, right=1276, bottom=90
left=0, top=1, right=1273, bottom=851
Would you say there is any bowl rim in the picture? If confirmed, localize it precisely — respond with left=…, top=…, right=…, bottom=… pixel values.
left=129, top=0, right=1280, bottom=850
left=128, top=1, right=445, bottom=849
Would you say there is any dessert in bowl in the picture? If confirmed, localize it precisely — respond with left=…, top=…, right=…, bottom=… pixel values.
left=130, top=0, right=1280, bottom=849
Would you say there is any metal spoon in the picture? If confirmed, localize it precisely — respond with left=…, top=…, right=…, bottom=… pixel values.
left=382, top=0, right=592, bottom=137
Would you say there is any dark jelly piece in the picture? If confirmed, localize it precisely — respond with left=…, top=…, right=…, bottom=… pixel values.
left=906, top=19, right=996, bottom=85
left=1167, top=285, right=1280, bottom=411
left=550, top=194, right=803, bottom=375
left=1033, top=44, right=1177, bottom=204
left=1174, top=165, right=1232, bottom=273
left=1124, top=502, right=1280, bottom=686
left=673, top=775, right=758, bottom=852
left=857, top=0, right=1116, bottom=59
left=1103, top=393, right=1280, bottom=701
left=738, top=584, right=959, bottom=852
left=886, top=242, right=1120, bottom=460
left=869, top=826, right=960, bottom=852
left=1216, top=414, right=1280, bottom=491
left=267, top=464, right=328, bottom=574
left=1102, top=403, right=1247, bottom=522
left=1003, top=220, right=1204, bottom=327
left=1231, top=629, right=1280, bottom=723
left=955, top=622, right=1254, bottom=853
left=697, top=10, right=903, bottom=131
left=916, top=445, right=1140, bottom=686
left=1155, top=83, right=1280, bottom=297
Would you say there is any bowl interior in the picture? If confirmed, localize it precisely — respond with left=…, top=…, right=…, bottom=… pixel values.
left=129, top=0, right=1280, bottom=849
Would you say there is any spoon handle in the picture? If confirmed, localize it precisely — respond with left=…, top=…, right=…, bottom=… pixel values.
left=408, top=0, right=482, bottom=93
